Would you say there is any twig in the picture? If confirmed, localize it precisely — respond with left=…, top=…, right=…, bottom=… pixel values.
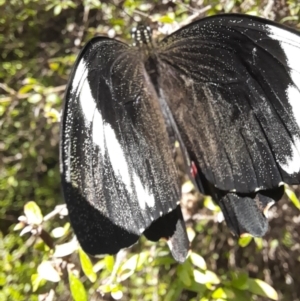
left=179, top=5, right=212, bottom=28
left=0, top=84, right=66, bottom=101
left=74, top=5, right=90, bottom=46
left=43, top=204, right=67, bottom=222
left=263, top=0, right=275, bottom=19
left=0, top=83, right=17, bottom=95
left=109, top=249, right=127, bottom=283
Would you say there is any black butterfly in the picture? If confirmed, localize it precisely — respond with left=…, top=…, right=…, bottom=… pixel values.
left=60, top=14, right=300, bottom=263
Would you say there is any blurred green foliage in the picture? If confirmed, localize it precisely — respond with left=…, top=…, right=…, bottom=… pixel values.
left=1, top=0, right=300, bottom=300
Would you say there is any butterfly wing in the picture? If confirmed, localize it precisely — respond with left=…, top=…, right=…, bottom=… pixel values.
left=60, top=37, right=188, bottom=261
left=156, top=14, right=300, bottom=235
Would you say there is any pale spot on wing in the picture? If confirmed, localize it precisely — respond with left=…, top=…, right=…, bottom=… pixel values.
left=280, top=137, right=300, bottom=174
left=267, top=26, right=300, bottom=88
left=133, top=173, right=146, bottom=210
left=133, top=173, right=155, bottom=210
left=72, top=58, right=96, bottom=124
left=267, top=26, right=300, bottom=175
left=71, top=58, right=87, bottom=94
left=146, top=194, right=155, bottom=208
left=64, top=59, right=90, bottom=184
left=254, top=187, right=264, bottom=192
left=79, top=79, right=97, bottom=123
left=98, top=122, right=132, bottom=194
left=286, top=84, right=300, bottom=129
left=92, top=109, right=105, bottom=151
left=252, top=47, right=257, bottom=64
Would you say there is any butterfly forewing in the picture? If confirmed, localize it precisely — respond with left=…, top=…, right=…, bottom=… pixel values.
left=60, top=37, right=188, bottom=257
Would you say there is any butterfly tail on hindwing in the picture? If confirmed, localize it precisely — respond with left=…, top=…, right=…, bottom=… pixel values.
left=190, top=160, right=284, bottom=237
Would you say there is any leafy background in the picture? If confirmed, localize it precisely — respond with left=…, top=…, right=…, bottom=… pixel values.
left=1, top=0, right=300, bottom=300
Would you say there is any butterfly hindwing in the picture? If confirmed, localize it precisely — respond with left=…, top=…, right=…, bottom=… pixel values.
left=60, top=37, right=189, bottom=260
left=157, top=14, right=300, bottom=193
left=155, top=14, right=300, bottom=236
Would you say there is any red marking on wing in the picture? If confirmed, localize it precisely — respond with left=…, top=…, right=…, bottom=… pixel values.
left=190, top=161, right=198, bottom=178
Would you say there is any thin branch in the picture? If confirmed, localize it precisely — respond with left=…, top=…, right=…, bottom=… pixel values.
left=179, top=5, right=212, bottom=27
left=43, top=204, right=67, bottom=222
left=0, top=84, right=66, bottom=102
left=0, top=83, right=17, bottom=95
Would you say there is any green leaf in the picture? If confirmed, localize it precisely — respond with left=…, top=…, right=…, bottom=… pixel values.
left=270, top=239, right=279, bottom=250
left=187, top=227, right=196, bottom=242
left=204, top=196, right=220, bottom=212
left=246, top=10, right=259, bottom=16
left=152, top=256, right=175, bottom=266
left=177, top=263, right=192, bottom=287
left=186, top=280, right=206, bottom=294
left=79, top=248, right=97, bottom=283
left=24, top=201, right=43, bottom=225
left=238, top=235, right=253, bottom=247
left=111, top=285, right=124, bottom=300
left=204, top=270, right=220, bottom=285
left=190, top=252, right=207, bottom=270
left=285, top=185, right=300, bottom=209
left=13, top=222, right=25, bottom=231
left=98, top=284, right=112, bottom=294
left=231, top=272, right=249, bottom=290
left=49, top=62, right=60, bottom=71
left=54, top=5, right=62, bottom=15
left=28, top=93, right=42, bottom=104
left=120, top=253, right=138, bottom=271
left=193, top=269, right=207, bottom=284
left=247, top=278, right=278, bottom=300
left=18, top=84, right=34, bottom=94
left=53, top=240, right=78, bottom=258
left=51, top=227, right=66, bottom=238
left=164, top=281, right=183, bottom=301
left=158, top=14, right=175, bottom=23
left=117, top=252, right=147, bottom=282
left=212, top=287, right=235, bottom=299
left=68, top=270, right=87, bottom=301
left=224, top=0, right=235, bottom=13
left=44, top=108, right=60, bottom=122
left=254, top=237, right=263, bottom=250
left=182, top=180, right=194, bottom=193
left=193, top=269, right=220, bottom=285
left=46, top=93, right=60, bottom=104
left=228, top=287, right=251, bottom=301
left=93, top=259, right=105, bottom=273
left=104, top=255, right=115, bottom=273
left=31, top=274, right=42, bottom=292
left=37, top=261, right=60, bottom=282
left=23, top=77, right=38, bottom=85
